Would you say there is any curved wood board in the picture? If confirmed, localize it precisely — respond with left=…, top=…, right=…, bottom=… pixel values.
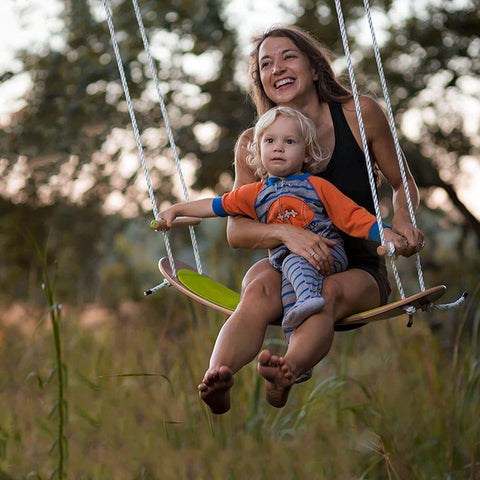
left=335, top=284, right=447, bottom=328
left=158, top=257, right=447, bottom=330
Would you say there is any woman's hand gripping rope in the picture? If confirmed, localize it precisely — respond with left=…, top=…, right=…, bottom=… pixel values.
left=391, top=217, right=425, bottom=257
left=377, top=227, right=417, bottom=258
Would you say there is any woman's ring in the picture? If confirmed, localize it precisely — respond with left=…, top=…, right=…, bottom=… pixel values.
left=310, top=251, right=316, bottom=258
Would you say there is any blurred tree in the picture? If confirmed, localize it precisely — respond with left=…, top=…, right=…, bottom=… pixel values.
left=0, top=195, right=173, bottom=305
left=0, top=0, right=251, bottom=211
left=0, top=196, right=109, bottom=304
left=379, top=0, right=480, bottom=243
left=0, top=0, right=478, bottom=241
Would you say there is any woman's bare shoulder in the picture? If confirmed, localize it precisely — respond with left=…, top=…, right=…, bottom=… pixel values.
left=342, top=95, right=385, bottom=118
left=342, top=95, right=390, bottom=137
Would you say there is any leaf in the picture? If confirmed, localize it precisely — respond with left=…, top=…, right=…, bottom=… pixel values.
left=24, top=371, right=44, bottom=391
left=48, top=401, right=59, bottom=420
left=36, top=304, right=58, bottom=329
left=25, top=472, right=43, bottom=480
left=46, top=365, right=59, bottom=385
left=47, top=466, right=59, bottom=480
left=48, top=437, right=59, bottom=456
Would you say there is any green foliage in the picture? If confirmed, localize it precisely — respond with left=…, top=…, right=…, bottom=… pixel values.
left=0, top=197, right=110, bottom=305
left=21, top=241, right=68, bottom=479
left=1, top=289, right=479, bottom=478
left=0, top=3, right=479, bottom=473
left=0, top=0, right=250, bottom=208
left=0, top=233, right=478, bottom=478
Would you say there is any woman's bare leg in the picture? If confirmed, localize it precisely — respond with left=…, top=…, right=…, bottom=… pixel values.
left=258, top=269, right=381, bottom=408
left=199, top=259, right=282, bottom=413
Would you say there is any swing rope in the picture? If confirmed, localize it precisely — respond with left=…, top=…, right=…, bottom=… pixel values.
left=333, top=0, right=407, bottom=300
left=335, top=1, right=467, bottom=315
left=362, top=0, right=425, bottom=292
left=130, top=0, right=203, bottom=275
left=102, top=0, right=203, bottom=280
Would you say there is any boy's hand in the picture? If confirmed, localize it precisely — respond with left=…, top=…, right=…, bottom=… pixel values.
left=158, top=207, right=178, bottom=229
left=383, top=228, right=408, bottom=258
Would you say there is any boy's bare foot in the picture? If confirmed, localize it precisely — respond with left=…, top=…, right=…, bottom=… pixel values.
left=198, top=366, right=234, bottom=414
left=257, top=349, right=295, bottom=408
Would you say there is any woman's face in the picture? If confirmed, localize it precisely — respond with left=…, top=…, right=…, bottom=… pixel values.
left=258, top=36, right=318, bottom=107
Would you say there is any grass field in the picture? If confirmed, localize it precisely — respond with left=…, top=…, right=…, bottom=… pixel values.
left=0, top=281, right=479, bottom=479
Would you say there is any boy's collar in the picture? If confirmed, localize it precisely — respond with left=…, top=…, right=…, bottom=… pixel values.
left=266, top=172, right=310, bottom=185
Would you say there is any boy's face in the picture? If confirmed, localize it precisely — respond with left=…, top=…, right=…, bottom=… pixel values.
left=260, top=115, right=307, bottom=178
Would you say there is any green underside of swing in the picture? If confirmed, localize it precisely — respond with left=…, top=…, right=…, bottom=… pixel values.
left=177, top=269, right=241, bottom=312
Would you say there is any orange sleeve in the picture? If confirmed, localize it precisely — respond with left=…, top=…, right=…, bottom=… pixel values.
left=309, top=176, right=377, bottom=238
left=219, top=181, right=265, bottom=220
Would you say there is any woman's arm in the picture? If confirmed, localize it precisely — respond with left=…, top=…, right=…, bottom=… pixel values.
left=226, top=129, right=336, bottom=274
left=357, top=96, right=425, bottom=256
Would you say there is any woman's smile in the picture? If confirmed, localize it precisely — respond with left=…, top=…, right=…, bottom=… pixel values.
left=275, top=78, right=295, bottom=89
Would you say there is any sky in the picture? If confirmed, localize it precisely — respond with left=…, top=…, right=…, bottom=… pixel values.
left=0, top=0, right=479, bottom=217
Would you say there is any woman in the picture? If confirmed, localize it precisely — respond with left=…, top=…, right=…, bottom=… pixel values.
left=198, top=25, right=424, bottom=414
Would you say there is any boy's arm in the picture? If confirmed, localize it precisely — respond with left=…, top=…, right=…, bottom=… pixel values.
left=159, top=182, right=260, bottom=230
left=160, top=198, right=216, bottom=229
left=312, top=178, right=378, bottom=239
left=311, top=177, right=407, bottom=250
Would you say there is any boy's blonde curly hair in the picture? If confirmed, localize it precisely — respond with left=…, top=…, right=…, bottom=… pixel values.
left=247, top=106, right=329, bottom=179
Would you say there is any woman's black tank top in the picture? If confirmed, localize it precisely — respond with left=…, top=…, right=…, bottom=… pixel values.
left=319, top=103, right=382, bottom=269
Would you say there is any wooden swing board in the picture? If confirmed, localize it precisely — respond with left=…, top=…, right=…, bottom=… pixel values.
left=158, top=257, right=447, bottom=329
left=335, top=284, right=447, bottom=328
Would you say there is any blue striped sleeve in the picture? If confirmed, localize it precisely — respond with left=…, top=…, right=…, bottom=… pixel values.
left=212, top=197, right=229, bottom=217
left=368, top=222, right=390, bottom=243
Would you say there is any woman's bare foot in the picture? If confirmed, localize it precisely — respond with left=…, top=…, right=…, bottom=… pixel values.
left=257, top=349, right=295, bottom=408
left=198, top=366, right=234, bottom=414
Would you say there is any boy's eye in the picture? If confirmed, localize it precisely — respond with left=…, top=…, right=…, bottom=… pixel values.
left=286, top=139, right=294, bottom=144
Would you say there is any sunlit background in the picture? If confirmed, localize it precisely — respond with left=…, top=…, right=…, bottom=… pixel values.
left=1, top=0, right=479, bottom=216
